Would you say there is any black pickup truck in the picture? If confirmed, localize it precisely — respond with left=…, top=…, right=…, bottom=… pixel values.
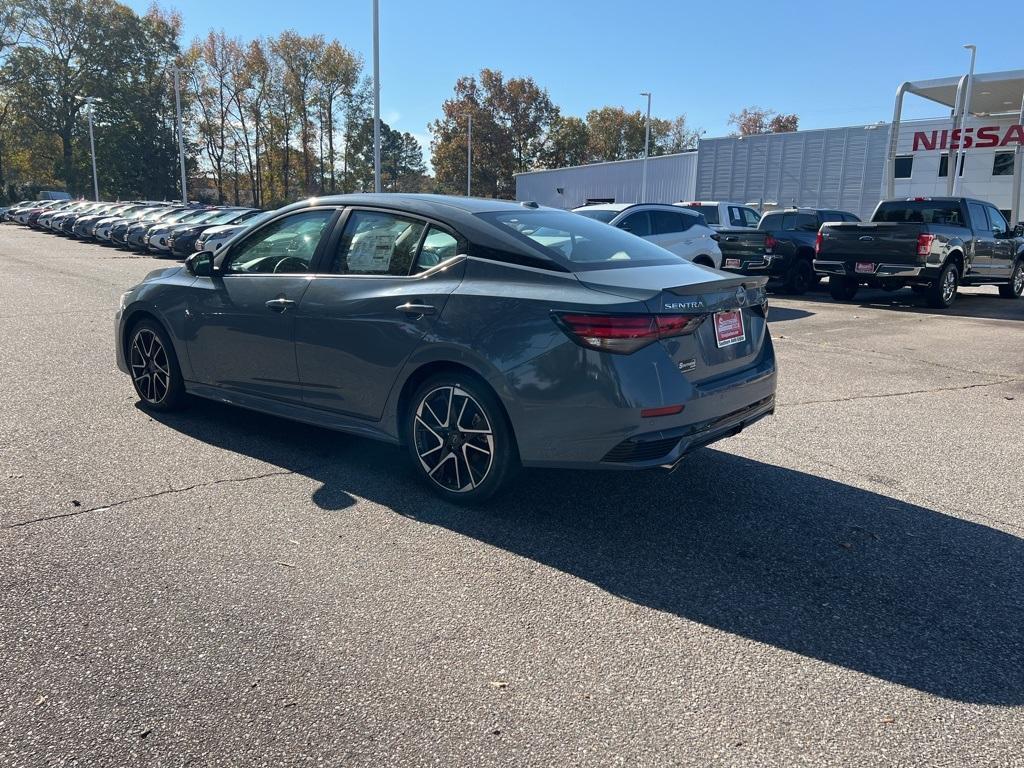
left=719, top=207, right=861, bottom=294
left=813, top=197, right=1024, bottom=308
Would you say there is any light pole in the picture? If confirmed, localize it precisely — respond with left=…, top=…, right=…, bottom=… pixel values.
left=372, top=0, right=381, bottom=193
left=640, top=91, right=651, bottom=203
left=172, top=67, right=188, bottom=204
left=466, top=113, right=472, bottom=197
left=952, top=44, right=976, bottom=197
left=78, top=96, right=101, bottom=201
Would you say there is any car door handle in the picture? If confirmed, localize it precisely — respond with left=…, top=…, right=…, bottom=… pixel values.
left=266, top=298, right=296, bottom=313
left=396, top=302, right=436, bottom=316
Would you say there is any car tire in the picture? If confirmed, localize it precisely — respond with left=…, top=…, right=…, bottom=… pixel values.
left=692, top=256, right=715, bottom=269
left=828, top=276, right=859, bottom=301
left=927, top=262, right=959, bottom=308
left=998, top=260, right=1024, bottom=299
left=126, top=318, right=186, bottom=412
left=782, top=259, right=813, bottom=295
left=406, top=372, right=519, bottom=505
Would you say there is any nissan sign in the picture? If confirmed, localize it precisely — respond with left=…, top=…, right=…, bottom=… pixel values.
left=913, top=124, right=1024, bottom=152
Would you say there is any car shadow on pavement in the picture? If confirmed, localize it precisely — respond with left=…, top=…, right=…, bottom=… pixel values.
left=764, top=306, right=815, bottom=323
left=801, top=286, right=1024, bottom=321
left=149, top=399, right=1024, bottom=706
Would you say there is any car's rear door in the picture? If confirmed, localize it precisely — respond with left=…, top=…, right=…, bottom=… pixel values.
left=294, top=208, right=467, bottom=420
left=185, top=207, right=340, bottom=402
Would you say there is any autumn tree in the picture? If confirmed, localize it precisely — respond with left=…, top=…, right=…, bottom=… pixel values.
left=431, top=69, right=557, bottom=197
left=728, top=106, right=799, bottom=136
left=539, top=115, right=589, bottom=168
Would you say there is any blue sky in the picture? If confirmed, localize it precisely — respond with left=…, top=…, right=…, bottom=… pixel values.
left=127, top=0, right=1023, bottom=162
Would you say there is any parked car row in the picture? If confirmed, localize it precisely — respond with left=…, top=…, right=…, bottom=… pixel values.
left=2, top=197, right=264, bottom=258
left=582, top=196, right=1024, bottom=308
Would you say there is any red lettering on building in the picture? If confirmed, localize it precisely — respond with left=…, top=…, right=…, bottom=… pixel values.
left=912, top=124, right=1024, bottom=151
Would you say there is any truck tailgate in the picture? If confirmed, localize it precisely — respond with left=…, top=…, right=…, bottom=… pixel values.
left=817, top=222, right=924, bottom=264
left=717, top=228, right=771, bottom=272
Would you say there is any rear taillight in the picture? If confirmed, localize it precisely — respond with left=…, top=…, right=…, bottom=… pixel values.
left=917, top=233, right=935, bottom=257
left=553, top=312, right=702, bottom=354
left=764, top=234, right=777, bottom=253
left=814, top=232, right=823, bottom=255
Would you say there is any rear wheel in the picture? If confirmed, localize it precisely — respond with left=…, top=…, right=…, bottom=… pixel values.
left=782, top=259, right=814, bottom=295
left=126, top=319, right=185, bottom=411
left=829, top=276, right=859, bottom=301
left=692, top=255, right=715, bottom=269
left=999, top=261, right=1024, bottom=299
left=406, top=373, right=519, bottom=504
left=927, top=262, right=959, bottom=308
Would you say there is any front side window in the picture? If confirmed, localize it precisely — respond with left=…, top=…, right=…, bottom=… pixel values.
left=226, top=209, right=334, bottom=274
left=331, top=210, right=425, bottom=276
left=741, top=208, right=761, bottom=227
left=618, top=211, right=651, bottom=237
left=479, top=209, right=687, bottom=271
left=986, top=206, right=1008, bottom=237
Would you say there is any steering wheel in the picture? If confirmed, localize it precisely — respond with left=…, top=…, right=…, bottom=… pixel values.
left=273, top=256, right=308, bottom=274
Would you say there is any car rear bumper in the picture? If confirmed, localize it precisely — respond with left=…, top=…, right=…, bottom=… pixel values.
left=508, top=338, right=778, bottom=470
left=814, top=259, right=928, bottom=279
left=721, top=254, right=781, bottom=275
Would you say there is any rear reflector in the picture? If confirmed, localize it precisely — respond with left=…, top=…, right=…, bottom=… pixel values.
left=553, top=312, right=702, bottom=354
left=641, top=404, right=685, bottom=418
left=917, top=233, right=935, bottom=257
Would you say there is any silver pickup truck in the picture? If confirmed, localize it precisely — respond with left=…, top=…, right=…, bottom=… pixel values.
left=813, top=197, right=1024, bottom=308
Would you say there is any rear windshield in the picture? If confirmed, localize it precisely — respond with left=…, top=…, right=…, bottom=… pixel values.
left=479, top=209, right=683, bottom=271
left=684, top=205, right=718, bottom=224
left=574, top=209, right=618, bottom=224
left=872, top=201, right=964, bottom=226
left=760, top=212, right=818, bottom=231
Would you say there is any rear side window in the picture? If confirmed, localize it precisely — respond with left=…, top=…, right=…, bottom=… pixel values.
left=780, top=213, right=818, bottom=231
left=331, top=210, right=426, bottom=276
left=968, top=202, right=992, bottom=233
left=873, top=202, right=964, bottom=226
left=650, top=210, right=696, bottom=234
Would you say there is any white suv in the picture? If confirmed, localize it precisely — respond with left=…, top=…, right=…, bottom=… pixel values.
left=572, top=203, right=722, bottom=268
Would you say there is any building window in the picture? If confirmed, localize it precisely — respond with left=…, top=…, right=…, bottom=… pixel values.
left=894, top=156, right=913, bottom=179
left=938, top=154, right=964, bottom=177
left=993, top=152, right=1015, bottom=176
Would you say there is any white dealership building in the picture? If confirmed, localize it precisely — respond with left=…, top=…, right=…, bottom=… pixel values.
left=515, top=69, right=1024, bottom=224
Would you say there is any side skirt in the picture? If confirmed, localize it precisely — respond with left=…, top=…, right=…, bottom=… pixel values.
left=184, top=381, right=401, bottom=445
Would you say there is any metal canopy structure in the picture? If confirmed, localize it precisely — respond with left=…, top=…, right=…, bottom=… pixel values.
left=886, top=68, right=1024, bottom=223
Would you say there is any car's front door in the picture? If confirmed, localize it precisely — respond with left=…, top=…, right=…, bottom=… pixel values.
left=185, top=207, right=338, bottom=402
left=294, top=209, right=466, bottom=419
left=985, top=205, right=1016, bottom=278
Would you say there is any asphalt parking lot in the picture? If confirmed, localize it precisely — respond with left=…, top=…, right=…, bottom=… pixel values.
left=1, top=226, right=1023, bottom=767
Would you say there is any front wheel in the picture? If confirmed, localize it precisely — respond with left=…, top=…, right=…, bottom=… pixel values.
left=406, top=373, right=519, bottom=504
left=926, top=262, right=959, bottom=308
left=999, top=261, right=1024, bottom=299
left=829, top=276, right=859, bottom=301
left=126, top=319, right=186, bottom=411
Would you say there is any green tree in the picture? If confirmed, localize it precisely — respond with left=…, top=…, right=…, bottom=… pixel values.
left=538, top=115, right=589, bottom=168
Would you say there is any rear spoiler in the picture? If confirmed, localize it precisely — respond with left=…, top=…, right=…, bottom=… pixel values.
left=666, top=275, right=768, bottom=296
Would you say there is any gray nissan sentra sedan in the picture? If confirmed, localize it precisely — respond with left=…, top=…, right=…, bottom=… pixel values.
left=115, top=194, right=777, bottom=503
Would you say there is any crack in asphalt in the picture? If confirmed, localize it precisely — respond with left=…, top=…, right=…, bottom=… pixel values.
left=778, top=378, right=1019, bottom=408
left=0, top=468, right=306, bottom=531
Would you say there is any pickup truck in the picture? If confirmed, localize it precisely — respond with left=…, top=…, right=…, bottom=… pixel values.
left=718, top=207, right=861, bottom=294
left=813, top=197, right=1024, bottom=308
left=677, top=201, right=761, bottom=230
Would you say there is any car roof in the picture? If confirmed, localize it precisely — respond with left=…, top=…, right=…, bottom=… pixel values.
left=282, top=193, right=533, bottom=216
left=574, top=202, right=703, bottom=215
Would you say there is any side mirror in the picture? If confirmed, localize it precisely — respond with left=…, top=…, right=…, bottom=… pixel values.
left=185, top=250, right=216, bottom=277
left=1015, top=223, right=1024, bottom=237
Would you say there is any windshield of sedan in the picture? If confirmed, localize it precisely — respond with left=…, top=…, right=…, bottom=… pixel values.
left=479, top=209, right=683, bottom=271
